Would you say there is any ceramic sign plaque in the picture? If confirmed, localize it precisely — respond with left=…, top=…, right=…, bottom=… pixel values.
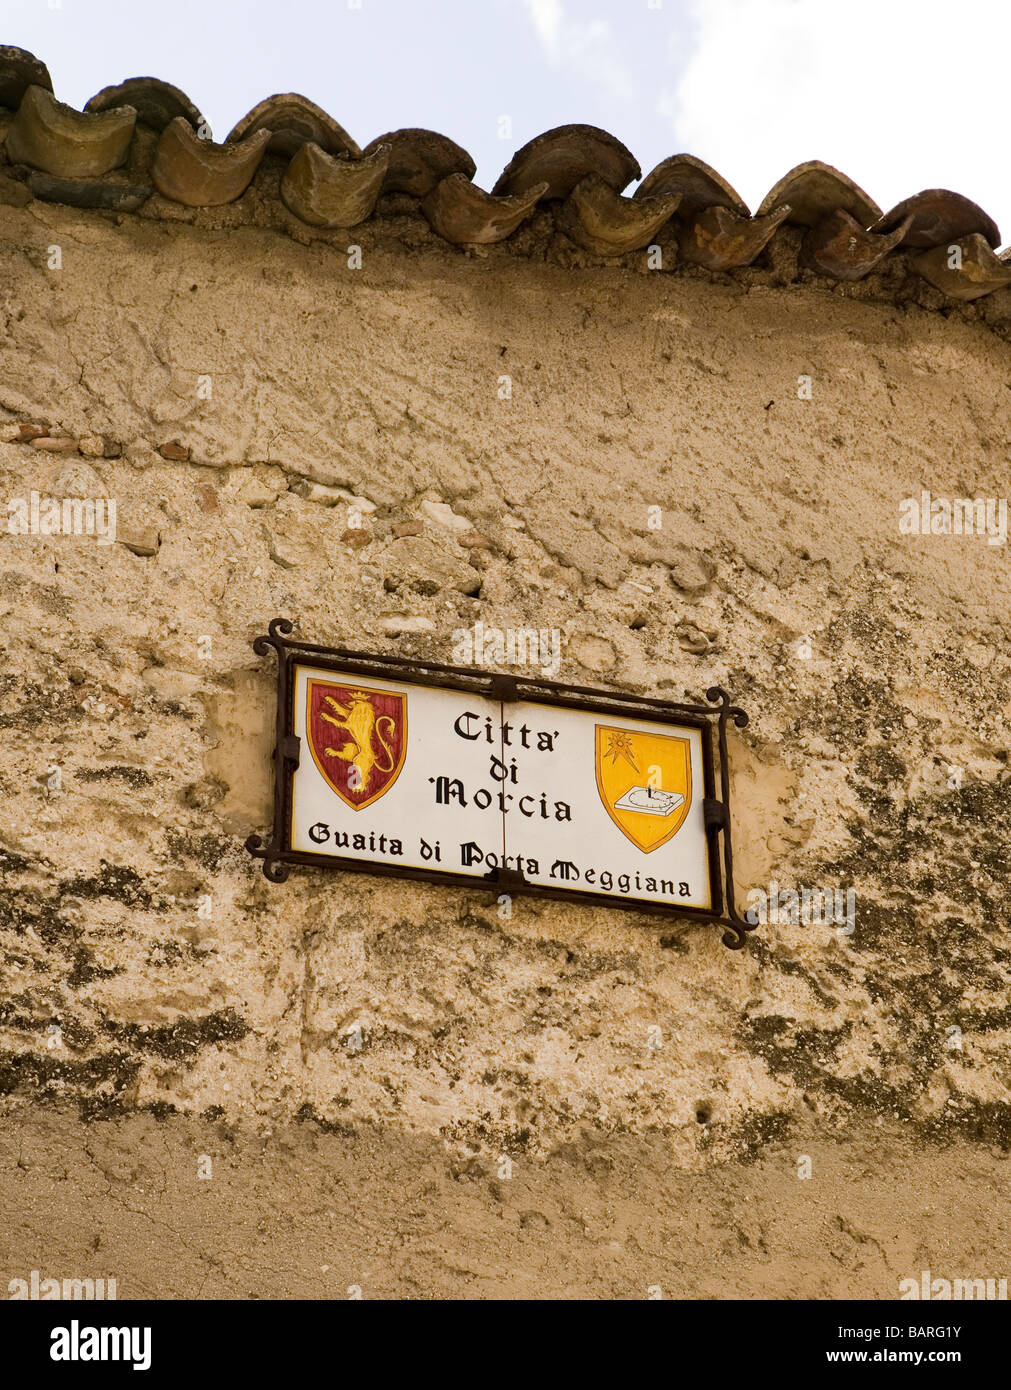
left=246, top=619, right=758, bottom=949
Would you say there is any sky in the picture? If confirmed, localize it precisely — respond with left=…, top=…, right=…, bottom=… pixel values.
left=4, top=0, right=1010, bottom=244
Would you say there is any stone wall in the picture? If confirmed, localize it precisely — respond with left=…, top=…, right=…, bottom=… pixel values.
left=1, top=198, right=1009, bottom=1167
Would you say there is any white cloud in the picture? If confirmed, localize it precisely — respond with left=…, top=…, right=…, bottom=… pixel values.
left=524, top=0, right=564, bottom=51
left=666, top=0, right=1011, bottom=244
left=522, top=0, right=635, bottom=106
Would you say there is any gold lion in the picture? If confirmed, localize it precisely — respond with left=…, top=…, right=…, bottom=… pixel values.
left=320, top=691, right=396, bottom=792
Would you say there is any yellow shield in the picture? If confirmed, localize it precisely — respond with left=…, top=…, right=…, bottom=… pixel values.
left=594, top=725, right=692, bottom=853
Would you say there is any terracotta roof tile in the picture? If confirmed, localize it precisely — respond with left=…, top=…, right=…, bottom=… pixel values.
left=422, top=172, right=547, bottom=244
left=559, top=174, right=678, bottom=255
left=6, top=84, right=135, bottom=179
left=84, top=77, right=206, bottom=134
left=1, top=45, right=1007, bottom=314
left=280, top=139, right=388, bottom=228
left=0, top=43, right=51, bottom=109
left=363, top=128, right=475, bottom=197
left=226, top=93, right=360, bottom=159
left=800, top=208, right=911, bottom=281
left=491, top=124, right=639, bottom=199
left=27, top=171, right=150, bottom=212
left=872, top=189, right=1000, bottom=249
left=678, top=203, right=789, bottom=271
left=913, top=234, right=1011, bottom=300
left=756, top=160, right=881, bottom=229
left=636, top=153, right=748, bottom=220
left=151, top=117, right=269, bottom=206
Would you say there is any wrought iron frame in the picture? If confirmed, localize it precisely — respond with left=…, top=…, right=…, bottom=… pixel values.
left=245, top=618, right=759, bottom=949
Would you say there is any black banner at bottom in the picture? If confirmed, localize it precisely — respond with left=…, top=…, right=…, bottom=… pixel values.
left=6, top=1297, right=998, bottom=1377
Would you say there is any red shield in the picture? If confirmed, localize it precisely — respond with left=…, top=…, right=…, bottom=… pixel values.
left=306, top=679, right=407, bottom=810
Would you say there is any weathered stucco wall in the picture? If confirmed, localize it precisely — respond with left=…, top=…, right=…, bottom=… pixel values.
left=1, top=196, right=1009, bottom=1183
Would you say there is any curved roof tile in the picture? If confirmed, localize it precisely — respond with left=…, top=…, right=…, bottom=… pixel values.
left=636, top=153, right=749, bottom=220
left=85, top=77, right=205, bottom=133
left=226, top=93, right=360, bottom=160
left=422, top=173, right=546, bottom=244
left=757, top=160, right=880, bottom=229
left=280, top=141, right=389, bottom=228
left=0, top=45, right=52, bottom=111
left=152, top=118, right=270, bottom=206
left=872, top=189, right=1000, bottom=250
left=492, top=124, right=639, bottom=200
left=28, top=172, right=151, bottom=212
left=1, top=50, right=1009, bottom=313
left=364, top=128, right=475, bottom=198
left=6, top=85, right=135, bottom=179
left=801, top=210, right=912, bottom=281
left=913, top=234, right=1011, bottom=300
left=560, top=175, right=679, bottom=255
left=679, top=204, right=789, bottom=271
